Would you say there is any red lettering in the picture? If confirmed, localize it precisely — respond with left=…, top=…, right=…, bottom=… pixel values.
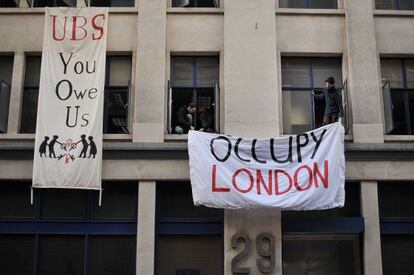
left=232, top=168, right=254, bottom=193
left=256, top=170, right=272, bottom=195
left=211, top=165, right=230, bottom=192
left=71, top=16, right=88, bottom=41
left=313, top=160, right=329, bottom=188
left=274, top=169, right=292, bottom=195
left=51, top=15, right=68, bottom=41
left=294, top=165, right=313, bottom=191
left=92, top=14, right=105, bottom=40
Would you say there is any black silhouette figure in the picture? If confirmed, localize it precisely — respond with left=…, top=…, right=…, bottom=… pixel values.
left=48, top=135, right=59, bottom=158
left=39, top=136, right=49, bottom=157
left=88, top=136, right=97, bottom=158
left=78, top=134, right=89, bottom=158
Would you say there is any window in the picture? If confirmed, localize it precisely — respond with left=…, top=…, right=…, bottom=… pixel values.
left=381, top=58, right=414, bottom=135
left=0, top=0, right=19, bottom=7
left=156, top=182, right=223, bottom=275
left=172, top=0, right=220, bottom=8
left=0, top=181, right=138, bottom=275
left=0, top=56, right=13, bottom=133
left=104, top=55, right=132, bottom=134
left=281, top=57, right=345, bottom=134
left=376, top=0, right=414, bottom=10
left=378, top=182, right=414, bottom=275
left=89, top=0, right=134, bottom=7
left=168, top=56, right=220, bottom=134
left=20, top=55, right=132, bottom=134
left=282, top=183, right=363, bottom=275
left=279, top=0, right=337, bottom=9
left=31, top=0, right=76, bottom=7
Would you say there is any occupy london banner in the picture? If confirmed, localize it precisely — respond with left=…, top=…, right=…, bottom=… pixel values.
left=33, top=8, right=108, bottom=190
left=188, top=122, right=345, bottom=210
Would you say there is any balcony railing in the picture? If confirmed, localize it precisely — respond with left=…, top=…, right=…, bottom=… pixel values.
left=0, top=81, right=11, bottom=133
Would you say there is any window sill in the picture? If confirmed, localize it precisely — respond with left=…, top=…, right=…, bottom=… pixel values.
left=0, top=7, right=138, bottom=14
left=374, top=10, right=414, bottom=17
left=384, top=135, right=414, bottom=142
left=0, top=133, right=132, bottom=141
left=167, top=7, right=224, bottom=15
left=281, top=133, right=353, bottom=141
left=164, top=134, right=188, bottom=142
left=276, top=8, right=345, bottom=16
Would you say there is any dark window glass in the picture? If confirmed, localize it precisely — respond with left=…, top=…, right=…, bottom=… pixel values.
left=281, top=57, right=343, bottom=134
left=0, top=0, right=19, bottom=7
left=280, top=0, right=337, bottom=9
left=156, top=235, right=222, bottom=275
left=40, top=189, right=87, bottom=219
left=0, top=56, right=13, bottom=133
left=0, top=182, right=36, bottom=219
left=382, top=235, right=414, bottom=275
left=172, top=0, right=219, bottom=7
left=157, top=182, right=223, bottom=219
left=91, top=183, right=137, bottom=219
left=376, top=0, right=414, bottom=10
left=0, top=56, right=13, bottom=85
left=283, top=236, right=360, bottom=275
left=90, top=0, right=134, bottom=7
left=0, top=235, right=34, bottom=275
left=88, top=236, right=136, bottom=275
left=283, top=182, right=360, bottom=218
left=379, top=183, right=414, bottom=218
left=38, top=235, right=84, bottom=275
left=21, top=56, right=41, bottom=134
left=32, top=0, right=75, bottom=7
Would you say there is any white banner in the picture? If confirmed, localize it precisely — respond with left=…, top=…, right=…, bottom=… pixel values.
left=188, top=123, right=345, bottom=210
left=33, top=8, right=108, bottom=190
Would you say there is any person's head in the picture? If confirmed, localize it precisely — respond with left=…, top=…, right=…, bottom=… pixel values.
left=88, top=136, right=93, bottom=141
left=325, top=77, right=335, bottom=88
left=53, top=135, right=58, bottom=139
left=81, top=134, right=86, bottom=139
left=44, top=136, right=49, bottom=140
left=198, top=106, right=206, bottom=114
left=186, top=102, right=197, bottom=114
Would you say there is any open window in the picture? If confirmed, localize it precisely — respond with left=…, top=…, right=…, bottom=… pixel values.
left=172, top=0, right=219, bottom=8
left=0, top=56, right=13, bottom=133
left=279, top=0, right=337, bottom=9
left=168, top=56, right=219, bottom=134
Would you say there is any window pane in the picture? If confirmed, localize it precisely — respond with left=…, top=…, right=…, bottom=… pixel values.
left=381, top=59, right=404, bottom=88
left=40, top=189, right=87, bottom=219
left=24, top=56, right=41, bottom=88
left=38, top=235, right=84, bottom=275
left=399, top=0, right=414, bottom=10
left=156, top=235, right=222, bottom=275
left=196, top=88, right=215, bottom=132
left=0, top=56, right=14, bottom=86
left=0, top=0, right=19, bottom=7
left=0, top=182, right=36, bottom=219
left=379, top=183, right=414, bottom=217
left=172, top=88, right=194, bottom=134
left=172, top=57, right=194, bottom=87
left=312, top=58, right=342, bottom=88
left=88, top=236, right=136, bottom=275
left=376, top=0, right=395, bottom=9
left=108, top=56, right=131, bottom=87
left=33, top=0, right=76, bottom=6
left=104, top=88, right=129, bottom=134
left=409, top=90, right=414, bottom=134
left=283, top=237, right=360, bottom=275
left=0, top=235, right=34, bottom=275
left=279, top=0, right=306, bottom=8
left=157, top=182, right=223, bottom=219
left=196, top=0, right=219, bottom=7
left=20, top=88, right=38, bottom=133
left=283, top=183, right=360, bottom=218
left=382, top=235, right=414, bottom=275
left=389, top=90, right=408, bottom=135
left=282, top=90, right=312, bottom=134
left=0, top=80, right=11, bottom=133
left=282, top=58, right=311, bottom=88
left=405, top=59, right=414, bottom=88
left=91, top=183, right=137, bottom=219
left=196, top=57, right=218, bottom=87
left=308, top=0, right=337, bottom=9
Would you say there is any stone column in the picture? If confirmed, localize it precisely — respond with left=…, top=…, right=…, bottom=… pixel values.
left=344, top=0, right=384, bottom=143
left=361, top=181, right=383, bottom=275
left=136, top=180, right=156, bottom=275
left=133, top=0, right=167, bottom=142
left=7, top=52, right=25, bottom=134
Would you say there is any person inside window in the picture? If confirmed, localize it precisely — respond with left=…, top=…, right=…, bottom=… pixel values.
left=197, top=106, right=215, bottom=133
left=313, top=76, right=344, bottom=125
left=175, top=102, right=197, bottom=134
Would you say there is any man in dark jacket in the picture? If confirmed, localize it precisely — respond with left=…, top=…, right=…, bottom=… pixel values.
left=313, top=76, right=344, bottom=125
left=175, top=102, right=197, bottom=134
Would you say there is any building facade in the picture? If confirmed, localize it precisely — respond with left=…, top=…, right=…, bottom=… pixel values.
left=0, top=0, right=414, bottom=274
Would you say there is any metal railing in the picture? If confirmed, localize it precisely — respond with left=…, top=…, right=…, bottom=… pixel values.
left=0, top=81, right=11, bottom=133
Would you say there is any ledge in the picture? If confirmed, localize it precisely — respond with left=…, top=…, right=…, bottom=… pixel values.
left=374, top=10, right=414, bottom=17
left=0, top=7, right=139, bottom=14
left=167, top=7, right=224, bottom=14
left=1, top=140, right=414, bottom=161
left=276, top=8, right=345, bottom=16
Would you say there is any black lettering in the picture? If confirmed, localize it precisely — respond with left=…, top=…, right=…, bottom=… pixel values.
left=86, top=60, right=96, bottom=74
left=251, top=139, right=266, bottom=164
left=210, top=136, right=232, bottom=162
left=74, top=61, right=84, bottom=74
left=296, top=134, right=309, bottom=162
left=65, top=106, right=80, bottom=127
left=234, top=138, right=250, bottom=163
left=270, top=136, right=293, bottom=163
left=81, top=113, right=89, bottom=127
left=59, top=52, right=73, bottom=74
left=55, top=79, right=72, bottom=101
left=310, top=129, right=327, bottom=159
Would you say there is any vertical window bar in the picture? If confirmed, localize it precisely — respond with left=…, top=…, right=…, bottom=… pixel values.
left=33, top=234, right=39, bottom=275
left=397, top=0, right=401, bottom=10
left=402, top=59, right=412, bottom=134
left=83, top=234, right=88, bottom=275
left=309, top=59, right=316, bottom=129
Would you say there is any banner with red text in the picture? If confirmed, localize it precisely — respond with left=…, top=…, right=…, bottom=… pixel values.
left=33, top=8, right=108, bottom=190
left=188, top=123, right=345, bottom=210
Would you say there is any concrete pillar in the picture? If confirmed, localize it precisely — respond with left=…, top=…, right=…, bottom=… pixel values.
left=361, top=181, right=383, bottom=275
left=136, top=180, right=156, bottom=275
left=133, top=0, right=166, bottom=142
left=223, top=1, right=281, bottom=275
left=19, top=0, right=30, bottom=7
left=344, top=0, right=384, bottom=143
left=7, top=52, right=25, bottom=134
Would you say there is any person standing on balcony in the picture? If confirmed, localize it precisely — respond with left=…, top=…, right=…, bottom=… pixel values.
left=175, top=102, right=197, bottom=134
left=313, top=76, right=344, bottom=125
